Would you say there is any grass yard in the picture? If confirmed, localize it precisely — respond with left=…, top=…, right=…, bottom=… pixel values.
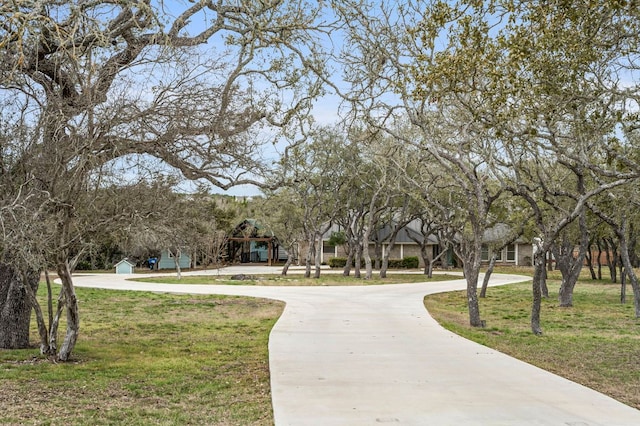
left=4, top=268, right=638, bottom=423
left=132, top=273, right=459, bottom=286
left=424, top=271, right=640, bottom=410
left=0, top=287, right=283, bottom=425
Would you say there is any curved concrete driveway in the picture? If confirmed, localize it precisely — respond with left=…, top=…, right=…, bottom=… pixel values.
left=73, top=267, right=640, bottom=425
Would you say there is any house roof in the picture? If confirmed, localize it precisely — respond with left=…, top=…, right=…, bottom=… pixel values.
left=482, top=223, right=527, bottom=244
left=115, top=259, right=135, bottom=267
left=323, top=221, right=438, bottom=245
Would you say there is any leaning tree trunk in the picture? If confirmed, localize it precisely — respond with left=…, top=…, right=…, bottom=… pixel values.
left=0, top=262, right=39, bottom=349
left=479, top=253, right=498, bottom=298
left=281, top=252, right=295, bottom=276
left=56, top=260, right=80, bottom=362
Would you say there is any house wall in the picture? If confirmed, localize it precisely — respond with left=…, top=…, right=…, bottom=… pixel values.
left=517, top=243, right=533, bottom=266
left=158, top=249, right=192, bottom=270
left=482, top=243, right=532, bottom=267
left=322, top=242, right=430, bottom=268
left=115, top=261, right=134, bottom=274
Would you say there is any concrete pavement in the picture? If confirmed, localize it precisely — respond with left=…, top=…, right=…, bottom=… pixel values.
left=72, top=267, right=640, bottom=425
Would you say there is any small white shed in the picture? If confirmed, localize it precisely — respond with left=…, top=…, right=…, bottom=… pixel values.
left=115, top=259, right=135, bottom=274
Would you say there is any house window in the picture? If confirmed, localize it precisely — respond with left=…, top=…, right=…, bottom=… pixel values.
left=506, top=244, right=516, bottom=262
left=481, top=245, right=489, bottom=262
left=323, top=242, right=335, bottom=254
left=495, top=248, right=503, bottom=261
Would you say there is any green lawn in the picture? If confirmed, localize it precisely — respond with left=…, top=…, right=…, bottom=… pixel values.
left=4, top=268, right=637, bottom=423
left=1, top=288, right=283, bottom=425
left=425, top=270, right=640, bottom=410
left=131, top=272, right=459, bottom=286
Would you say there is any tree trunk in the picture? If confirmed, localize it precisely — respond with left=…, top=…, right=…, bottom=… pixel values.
left=629, top=224, right=639, bottom=267
left=421, top=244, right=429, bottom=275
left=621, top=266, right=627, bottom=304
left=174, top=249, right=182, bottom=280
left=314, top=233, right=322, bottom=279
left=56, top=260, right=80, bottom=361
left=462, top=256, right=483, bottom=327
left=555, top=213, right=589, bottom=307
left=354, top=244, right=362, bottom=279
left=0, top=262, right=39, bottom=349
left=480, top=253, right=498, bottom=298
left=304, top=234, right=314, bottom=278
left=281, top=252, right=294, bottom=276
left=617, top=224, right=640, bottom=318
left=380, top=225, right=404, bottom=279
left=541, top=264, right=549, bottom=298
left=45, top=270, right=54, bottom=331
left=596, top=240, right=603, bottom=280
left=531, top=256, right=544, bottom=335
left=363, top=225, right=374, bottom=280
left=585, top=240, right=597, bottom=280
left=374, top=240, right=382, bottom=270
left=49, top=289, right=65, bottom=354
left=456, top=239, right=484, bottom=328
left=530, top=238, right=546, bottom=335
left=428, top=247, right=448, bottom=279
left=22, top=271, right=50, bottom=355
left=605, top=237, right=618, bottom=283
left=343, top=250, right=353, bottom=277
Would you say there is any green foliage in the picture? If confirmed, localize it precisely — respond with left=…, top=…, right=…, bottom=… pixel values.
left=328, top=231, right=347, bottom=247
left=402, top=256, right=419, bottom=268
left=328, top=257, right=347, bottom=268
left=329, top=256, right=418, bottom=269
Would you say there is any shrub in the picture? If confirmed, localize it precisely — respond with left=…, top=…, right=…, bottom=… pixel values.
left=328, top=257, right=347, bottom=268
left=387, top=259, right=405, bottom=268
left=402, top=256, right=419, bottom=269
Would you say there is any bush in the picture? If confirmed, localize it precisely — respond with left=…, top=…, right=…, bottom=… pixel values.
left=75, top=260, right=93, bottom=271
left=402, top=256, right=419, bottom=269
left=329, top=256, right=419, bottom=269
left=385, top=257, right=419, bottom=269
left=387, top=259, right=404, bottom=268
left=328, top=257, right=347, bottom=268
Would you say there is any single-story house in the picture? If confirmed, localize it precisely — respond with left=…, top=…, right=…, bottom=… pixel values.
left=320, top=221, right=532, bottom=268
left=321, top=220, right=442, bottom=268
left=481, top=223, right=532, bottom=266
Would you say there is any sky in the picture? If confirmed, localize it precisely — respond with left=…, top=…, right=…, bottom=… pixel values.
left=160, top=1, right=349, bottom=197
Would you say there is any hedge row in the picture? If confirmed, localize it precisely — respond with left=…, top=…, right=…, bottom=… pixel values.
left=328, top=256, right=419, bottom=269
